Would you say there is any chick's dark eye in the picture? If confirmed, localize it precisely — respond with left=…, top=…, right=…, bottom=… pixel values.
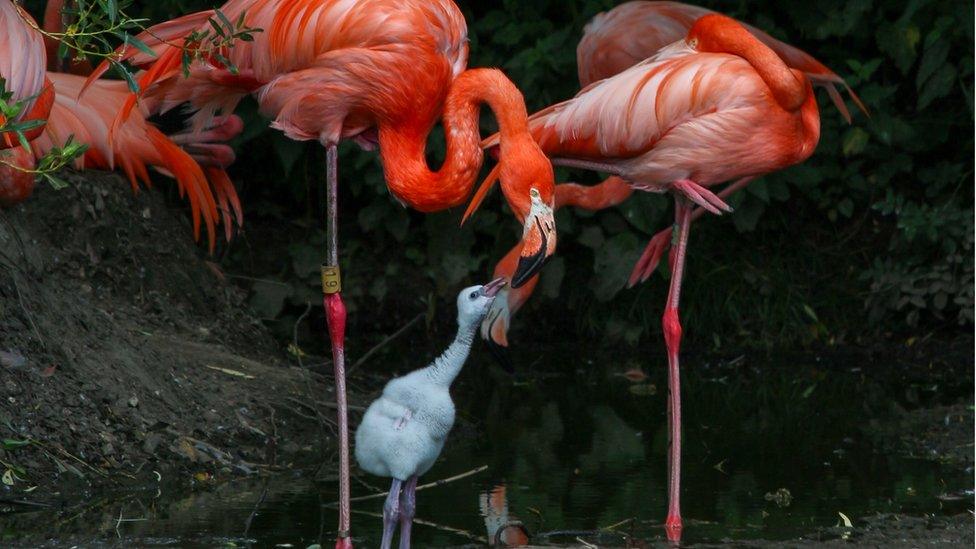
left=469, top=291, right=478, bottom=300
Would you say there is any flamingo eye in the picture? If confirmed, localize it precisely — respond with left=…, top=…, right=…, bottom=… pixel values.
left=469, top=291, right=478, bottom=300
left=688, top=37, right=699, bottom=49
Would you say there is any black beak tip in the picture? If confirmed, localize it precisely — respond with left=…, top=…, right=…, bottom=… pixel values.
left=511, top=251, right=546, bottom=289
left=484, top=337, right=515, bottom=374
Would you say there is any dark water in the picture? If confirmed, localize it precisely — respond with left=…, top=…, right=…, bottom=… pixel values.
left=3, top=344, right=973, bottom=547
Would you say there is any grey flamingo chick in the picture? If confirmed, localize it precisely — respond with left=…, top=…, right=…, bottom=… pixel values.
left=354, top=277, right=506, bottom=549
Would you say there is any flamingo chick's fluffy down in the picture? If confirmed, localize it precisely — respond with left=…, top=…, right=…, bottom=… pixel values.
left=355, top=279, right=505, bottom=481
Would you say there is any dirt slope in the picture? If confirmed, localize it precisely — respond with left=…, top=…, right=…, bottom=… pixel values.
left=0, top=171, right=343, bottom=492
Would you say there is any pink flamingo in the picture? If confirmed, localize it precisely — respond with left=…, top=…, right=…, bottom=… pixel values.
left=480, top=0, right=865, bottom=359
left=88, top=2, right=558, bottom=546
left=0, top=0, right=54, bottom=151
left=470, top=14, right=821, bottom=541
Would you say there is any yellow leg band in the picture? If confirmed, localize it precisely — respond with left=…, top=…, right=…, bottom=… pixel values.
left=322, top=265, right=341, bottom=294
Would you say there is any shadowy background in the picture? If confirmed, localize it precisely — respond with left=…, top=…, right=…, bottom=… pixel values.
left=24, top=0, right=976, bottom=361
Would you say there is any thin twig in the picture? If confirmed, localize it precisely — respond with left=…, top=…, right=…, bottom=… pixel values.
left=242, top=481, right=270, bottom=538
left=346, top=507, right=487, bottom=544
left=349, top=312, right=424, bottom=373
left=0, top=498, right=52, bottom=509
left=293, top=301, right=330, bottom=435
left=328, top=465, right=488, bottom=505
left=601, top=517, right=635, bottom=531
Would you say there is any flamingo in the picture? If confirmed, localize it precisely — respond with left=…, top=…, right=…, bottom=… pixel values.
left=354, top=277, right=506, bottom=549
left=0, top=0, right=54, bottom=151
left=470, top=14, right=821, bottom=541
left=1, top=0, right=56, bottom=206
left=88, top=2, right=557, bottom=546
left=479, top=0, right=866, bottom=360
left=0, top=1, right=241, bottom=249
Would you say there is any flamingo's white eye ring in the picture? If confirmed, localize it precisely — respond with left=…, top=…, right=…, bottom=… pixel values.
left=469, top=291, right=479, bottom=300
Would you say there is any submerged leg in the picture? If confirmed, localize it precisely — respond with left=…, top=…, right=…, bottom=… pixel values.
left=381, top=479, right=403, bottom=549
left=322, top=144, right=352, bottom=549
left=398, top=476, right=418, bottom=549
left=662, top=196, right=693, bottom=543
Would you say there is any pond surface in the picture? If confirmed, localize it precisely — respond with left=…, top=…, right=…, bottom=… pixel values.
left=3, top=343, right=972, bottom=547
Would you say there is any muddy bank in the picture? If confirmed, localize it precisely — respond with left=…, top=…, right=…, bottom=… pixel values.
left=0, top=173, right=350, bottom=495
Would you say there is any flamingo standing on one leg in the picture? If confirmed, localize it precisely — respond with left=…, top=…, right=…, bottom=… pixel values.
left=470, top=14, right=821, bottom=541
left=89, top=2, right=558, bottom=546
left=477, top=0, right=865, bottom=361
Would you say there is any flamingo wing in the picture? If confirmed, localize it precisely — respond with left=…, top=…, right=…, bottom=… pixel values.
left=577, top=1, right=864, bottom=120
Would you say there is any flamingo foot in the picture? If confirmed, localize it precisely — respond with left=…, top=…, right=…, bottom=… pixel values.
left=628, top=228, right=673, bottom=287
left=334, top=538, right=354, bottom=549
left=671, top=179, right=732, bottom=215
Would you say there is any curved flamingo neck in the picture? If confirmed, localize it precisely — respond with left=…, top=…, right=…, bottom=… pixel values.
left=377, top=68, right=531, bottom=214
left=695, top=16, right=807, bottom=112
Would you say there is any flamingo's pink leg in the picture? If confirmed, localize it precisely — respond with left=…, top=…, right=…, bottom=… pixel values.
left=662, top=195, right=693, bottom=543
left=324, top=145, right=353, bottom=549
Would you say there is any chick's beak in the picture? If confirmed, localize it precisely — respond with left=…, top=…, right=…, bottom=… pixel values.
left=480, top=276, right=507, bottom=298
left=512, top=195, right=556, bottom=288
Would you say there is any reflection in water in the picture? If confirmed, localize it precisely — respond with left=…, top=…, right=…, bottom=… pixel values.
left=1, top=345, right=972, bottom=546
left=480, top=484, right=530, bottom=546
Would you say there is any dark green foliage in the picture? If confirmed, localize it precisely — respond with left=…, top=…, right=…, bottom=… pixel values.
left=35, top=0, right=972, bottom=349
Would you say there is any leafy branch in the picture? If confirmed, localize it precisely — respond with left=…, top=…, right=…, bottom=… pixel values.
left=20, top=0, right=261, bottom=92
left=0, top=78, right=87, bottom=189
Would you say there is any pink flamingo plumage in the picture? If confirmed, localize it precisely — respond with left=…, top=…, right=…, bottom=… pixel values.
left=481, top=0, right=864, bottom=362
left=578, top=1, right=866, bottom=121
left=1, top=1, right=242, bottom=249
left=472, top=14, right=821, bottom=541
left=87, top=2, right=557, bottom=546
left=0, top=0, right=54, bottom=151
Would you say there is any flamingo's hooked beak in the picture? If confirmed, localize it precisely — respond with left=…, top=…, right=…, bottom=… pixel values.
left=480, top=277, right=507, bottom=298
left=512, top=189, right=556, bottom=288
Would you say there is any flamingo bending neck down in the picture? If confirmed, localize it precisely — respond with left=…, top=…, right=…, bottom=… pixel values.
left=355, top=277, right=506, bottom=549
left=470, top=14, right=821, bottom=541
left=90, top=4, right=558, bottom=544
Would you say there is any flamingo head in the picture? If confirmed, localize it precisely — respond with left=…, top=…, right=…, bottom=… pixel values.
left=457, top=277, right=507, bottom=329
left=498, top=138, right=556, bottom=289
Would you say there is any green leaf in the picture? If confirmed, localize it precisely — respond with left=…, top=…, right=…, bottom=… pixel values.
left=112, top=61, right=140, bottom=94
left=916, top=39, right=949, bottom=90
left=731, top=195, right=765, bottom=233
left=125, top=34, right=157, bottom=58
left=748, top=179, right=769, bottom=203
left=591, top=232, right=642, bottom=301
left=917, top=64, right=957, bottom=109
left=43, top=174, right=70, bottom=191
left=1, top=438, right=30, bottom=450
left=837, top=197, right=854, bottom=218
left=215, top=9, right=235, bottom=33
left=842, top=127, right=870, bottom=157
left=209, top=17, right=227, bottom=38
